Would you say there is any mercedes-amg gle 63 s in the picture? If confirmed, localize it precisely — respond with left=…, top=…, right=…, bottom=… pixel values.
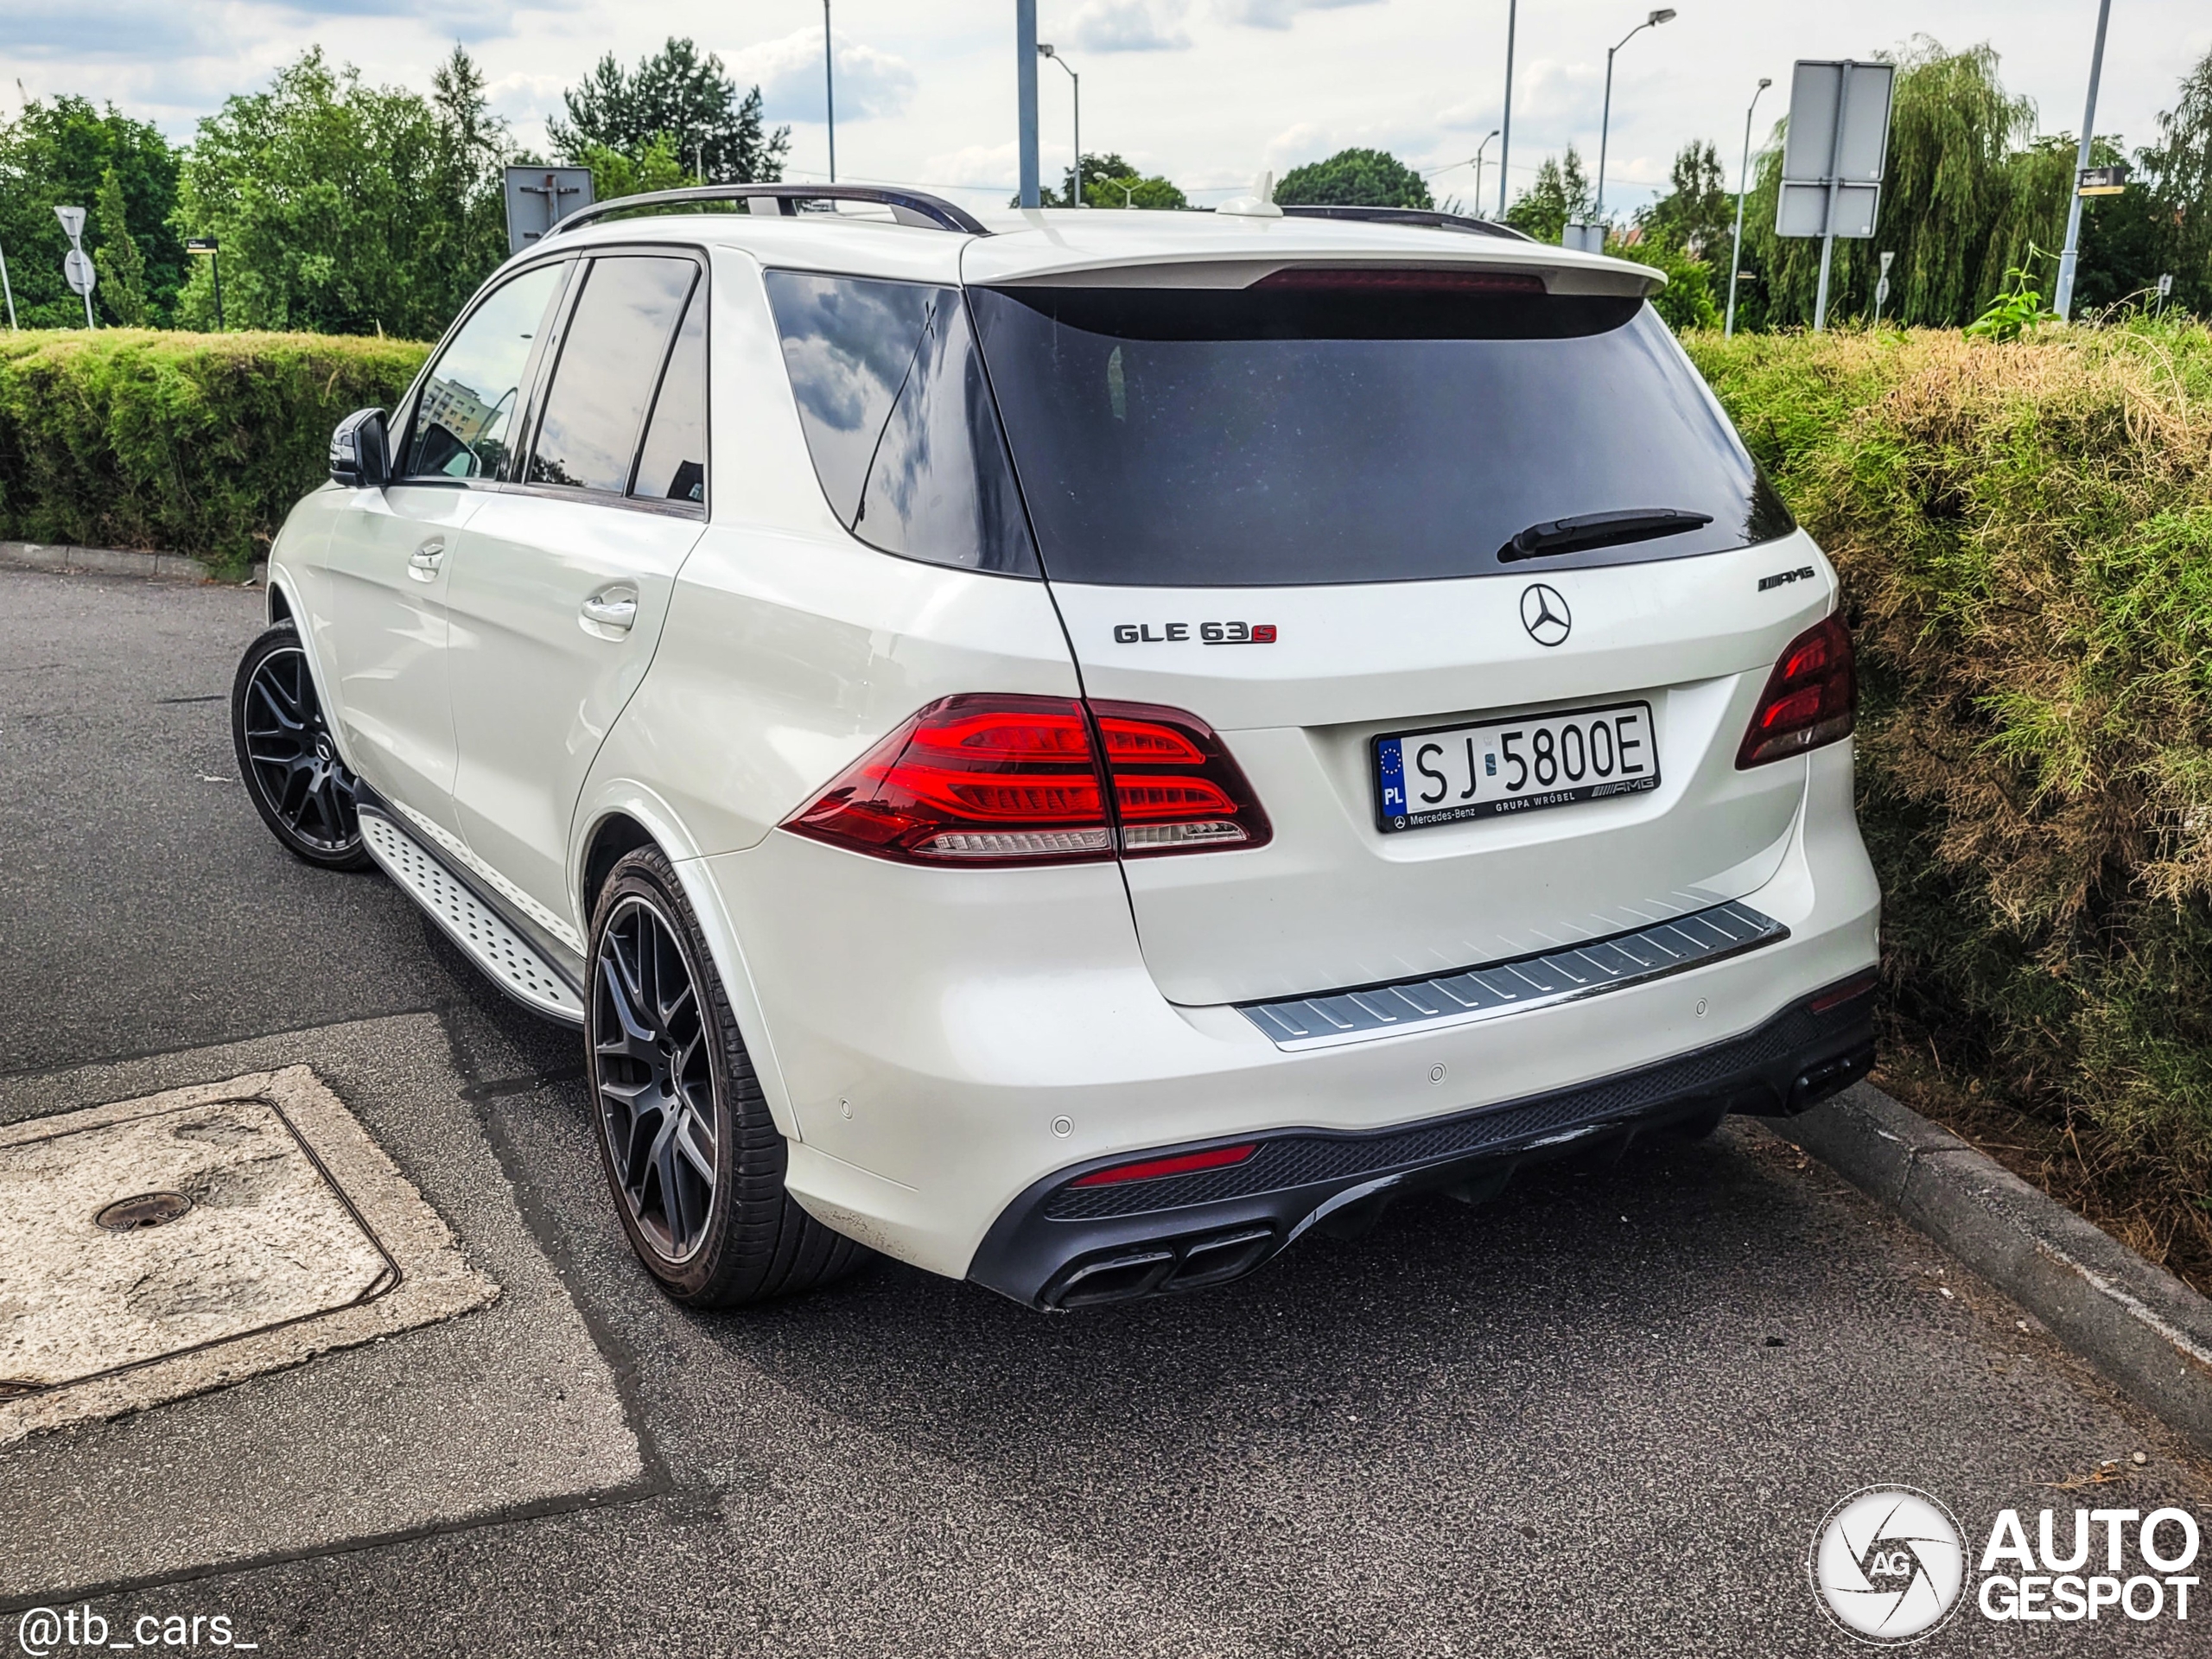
left=234, top=186, right=1878, bottom=1311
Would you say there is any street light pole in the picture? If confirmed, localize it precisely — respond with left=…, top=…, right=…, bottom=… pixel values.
left=2053, top=0, right=2112, bottom=321
left=1595, top=10, right=1675, bottom=226
left=824, top=1, right=836, bottom=183
left=1725, top=76, right=1771, bottom=339
left=1039, top=45, right=1079, bottom=205
left=1016, top=0, right=1040, bottom=208
left=1497, top=0, right=1516, bottom=218
left=1472, top=129, right=1500, bottom=217
left=0, top=240, right=16, bottom=332
left=187, top=237, right=223, bottom=331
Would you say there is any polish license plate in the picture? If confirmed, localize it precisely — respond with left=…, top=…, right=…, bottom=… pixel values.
left=1373, top=702, right=1659, bottom=832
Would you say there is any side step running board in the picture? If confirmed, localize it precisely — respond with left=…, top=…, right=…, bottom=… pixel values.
left=357, top=808, right=585, bottom=1027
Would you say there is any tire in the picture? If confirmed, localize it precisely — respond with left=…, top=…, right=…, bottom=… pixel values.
left=232, top=622, right=371, bottom=871
left=587, top=846, right=869, bottom=1306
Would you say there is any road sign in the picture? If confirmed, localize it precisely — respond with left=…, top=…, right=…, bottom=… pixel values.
left=2077, top=163, right=2128, bottom=196
left=1873, top=251, right=1895, bottom=321
left=63, top=249, right=96, bottom=296
left=1560, top=221, right=1605, bottom=253
left=2159, top=273, right=2174, bottom=296
left=54, top=206, right=95, bottom=327
left=503, top=167, right=595, bottom=255
left=54, top=205, right=86, bottom=242
left=1777, top=60, right=1897, bottom=330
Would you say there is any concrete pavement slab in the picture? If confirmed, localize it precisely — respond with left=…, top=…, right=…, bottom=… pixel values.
left=0, top=1015, right=644, bottom=1597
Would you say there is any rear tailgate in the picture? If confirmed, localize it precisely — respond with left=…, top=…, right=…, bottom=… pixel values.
left=964, top=238, right=1830, bottom=1008
left=1047, top=549, right=1830, bottom=1005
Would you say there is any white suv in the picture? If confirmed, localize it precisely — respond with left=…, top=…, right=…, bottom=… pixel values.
left=234, top=185, right=1879, bottom=1311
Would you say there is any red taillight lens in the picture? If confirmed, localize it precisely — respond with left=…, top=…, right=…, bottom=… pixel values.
left=1068, top=1143, right=1259, bottom=1188
left=1737, top=613, right=1857, bottom=768
left=784, top=695, right=1271, bottom=865
left=1092, top=700, right=1272, bottom=856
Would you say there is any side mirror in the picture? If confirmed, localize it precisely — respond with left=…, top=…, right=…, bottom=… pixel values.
left=330, top=407, right=390, bottom=488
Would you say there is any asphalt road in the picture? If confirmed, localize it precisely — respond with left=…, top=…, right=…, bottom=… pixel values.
left=3, top=564, right=2208, bottom=1656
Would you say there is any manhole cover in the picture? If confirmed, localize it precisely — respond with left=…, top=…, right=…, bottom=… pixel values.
left=95, top=1191, right=194, bottom=1231
left=0, top=1096, right=396, bottom=1391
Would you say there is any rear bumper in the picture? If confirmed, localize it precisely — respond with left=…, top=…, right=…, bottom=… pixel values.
left=969, top=979, right=1876, bottom=1309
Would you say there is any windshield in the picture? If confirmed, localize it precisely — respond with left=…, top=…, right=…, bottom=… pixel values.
left=968, top=276, right=1792, bottom=588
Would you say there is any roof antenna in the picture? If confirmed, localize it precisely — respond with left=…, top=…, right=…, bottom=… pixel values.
left=1217, top=168, right=1283, bottom=219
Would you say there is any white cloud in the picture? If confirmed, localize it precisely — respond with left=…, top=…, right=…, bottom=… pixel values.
left=1061, top=1, right=1193, bottom=53
left=914, top=141, right=1020, bottom=194
left=1216, top=0, right=1382, bottom=31
left=728, top=28, right=916, bottom=124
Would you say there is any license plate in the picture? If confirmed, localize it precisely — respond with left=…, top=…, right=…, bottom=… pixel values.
left=1374, top=701, right=1659, bottom=832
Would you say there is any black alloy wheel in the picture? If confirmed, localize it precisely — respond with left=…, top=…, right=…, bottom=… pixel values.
left=232, top=623, right=370, bottom=870
left=594, top=892, right=721, bottom=1262
left=587, top=847, right=869, bottom=1306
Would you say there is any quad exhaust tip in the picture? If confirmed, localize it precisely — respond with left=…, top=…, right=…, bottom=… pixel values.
left=1043, top=1224, right=1277, bottom=1309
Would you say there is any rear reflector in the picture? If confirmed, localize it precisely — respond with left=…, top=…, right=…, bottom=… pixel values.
left=785, top=695, right=1271, bottom=866
left=1069, top=1143, right=1259, bottom=1188
left=1737, top=613, right=1857, bottom=768
left=1808, top=969, right=1879, bottom=1014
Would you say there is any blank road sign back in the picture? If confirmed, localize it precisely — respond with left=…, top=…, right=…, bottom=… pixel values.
left=1777, top=60, right=1896, bottom=240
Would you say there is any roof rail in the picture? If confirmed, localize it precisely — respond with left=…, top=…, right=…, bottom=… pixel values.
left=550, top=183, right=990, bottom=239
left=1276, top=205, right=1533, bottom=243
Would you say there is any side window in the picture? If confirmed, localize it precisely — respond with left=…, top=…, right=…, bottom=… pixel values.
left=526, top=256, right=696, bottom=495
left=764, top=270, right=1039, bottom=577
left=404, top=263, right=565, bottom=481
left=632, top=282, right=706, bottom=507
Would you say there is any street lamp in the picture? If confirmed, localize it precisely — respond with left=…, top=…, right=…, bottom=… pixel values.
left=2053, top=0, right=2113, bottom=320
left=1594, top=8, right=1675, bottom=226
left=1498, top=0, right=1517, bottom=217
left=187, top=237, right=223, bottom=332
left=1038, top=43, right=1080, bottom=206
left=1724, top=77, right=1771, bottom=339
left=1473, top=129, right=1501, bottom=216
left=823, top=1, right=836, bottom=183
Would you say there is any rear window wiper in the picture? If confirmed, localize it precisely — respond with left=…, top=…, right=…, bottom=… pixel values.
left=1497, top=508, right=1714, bottom=562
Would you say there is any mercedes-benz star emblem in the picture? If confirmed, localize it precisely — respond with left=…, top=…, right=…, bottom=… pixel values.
left=1521, top=583, right=1572, bottom=647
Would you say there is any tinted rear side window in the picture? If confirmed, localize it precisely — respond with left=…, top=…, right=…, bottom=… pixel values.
left=765, top=270, right=1039, bottom=577
left=632, top=282, right=707, bottom=507
left=529, top=255, right=696, bottom=494
left=968, top=276, right=1792, bottom=588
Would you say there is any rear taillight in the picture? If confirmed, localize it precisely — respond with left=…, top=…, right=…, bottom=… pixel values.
left=1737, top=613, right=1856, bottom=768
left=785, top=694, right=1271, bottom=866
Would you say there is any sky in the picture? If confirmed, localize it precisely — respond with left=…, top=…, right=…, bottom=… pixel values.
left=8, top=2, right=2211, bottom=219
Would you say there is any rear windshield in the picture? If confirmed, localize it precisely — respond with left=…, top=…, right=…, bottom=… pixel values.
left=968, top=276, right=1793, bottom=588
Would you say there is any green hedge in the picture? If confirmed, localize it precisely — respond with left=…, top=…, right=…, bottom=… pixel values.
left=1686, top=319, right=2212, bottom=1198
left=0, top=329, right=428, bottom=575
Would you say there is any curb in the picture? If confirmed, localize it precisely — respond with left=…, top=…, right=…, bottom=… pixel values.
left=1775, top=1081, right=2212, bottom=1453
left=0, top=539, right=264, bottom=587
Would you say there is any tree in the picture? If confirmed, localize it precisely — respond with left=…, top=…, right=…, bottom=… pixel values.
left=1503, top=148, right=1592, bottom=243
left=92, top=167, right=149, bottom=325
left=174, top=48, right=512, bottom=337
left=2134, top=46, right=2212, bottom=314
left=1637, top=141, right=1731, bottom=258
left=1075, top=152, right=1185, bottom=209
left=0, top=95, right=181, bottom=327
left=1274, top=148, right=1432, bottom=209
left=549, top=37, right=788, bottom=185
left=578, top=132, right=694, bottom=204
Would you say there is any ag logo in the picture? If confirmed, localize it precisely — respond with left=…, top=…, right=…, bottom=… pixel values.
left=1808, top=1485, right=1967, bottom=1643
left=1520, top=583, right=1571, bottom=647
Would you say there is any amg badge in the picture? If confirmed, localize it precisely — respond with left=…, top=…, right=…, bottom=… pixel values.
left=1112, top=622, right=1279, bottom=645
left=1758, top=565, right=1818, bottom=592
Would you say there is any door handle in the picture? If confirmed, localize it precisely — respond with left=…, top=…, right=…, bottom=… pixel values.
left=580, top=590, right=638, bottom=632
left=407, top=537, right=446, bottom=581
